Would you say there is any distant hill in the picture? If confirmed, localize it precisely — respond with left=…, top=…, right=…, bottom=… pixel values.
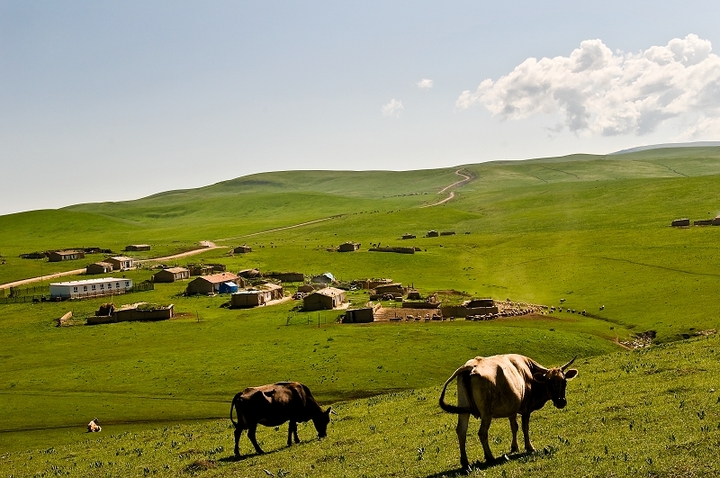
left=611, top=141, right=720, bottom=155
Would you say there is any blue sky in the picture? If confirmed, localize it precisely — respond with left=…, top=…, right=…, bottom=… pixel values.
left=2, top=1, right=719, bottom=215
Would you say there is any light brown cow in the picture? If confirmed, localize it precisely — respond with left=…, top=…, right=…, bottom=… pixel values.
left=87, top=418, right=101, bottom=433
left=439, top=354, right=578, bottom=470
left=230, top=381, right=331, bottom=457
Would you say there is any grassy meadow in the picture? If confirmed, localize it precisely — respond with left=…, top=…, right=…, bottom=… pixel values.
left=1, top=147, right=720, bottom=475
left=2, top=335, right=719, bottom=477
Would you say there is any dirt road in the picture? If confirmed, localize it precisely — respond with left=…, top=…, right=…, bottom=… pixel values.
left=421, top=169, right=473, bottom=208
left=1, top=170, right=471, bottom=291
left=216, top=215, right=344, bottom=242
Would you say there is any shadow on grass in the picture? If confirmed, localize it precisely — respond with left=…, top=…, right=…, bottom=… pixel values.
left=424, top=452, right=532, bottom=477
left=218, top=452, right=263, bottom=463
left=219, top=439, right=318, bottom=463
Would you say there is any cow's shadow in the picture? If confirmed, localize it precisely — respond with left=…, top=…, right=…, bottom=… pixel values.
left=219, top=448, right=281, bottom=463
left=424, top=452, right=528, bottom=477
left=220, top=441, right=315, bottom=463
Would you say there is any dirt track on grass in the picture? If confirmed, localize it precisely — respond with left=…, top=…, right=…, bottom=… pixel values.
left=420, top=169, right=473, bottom=208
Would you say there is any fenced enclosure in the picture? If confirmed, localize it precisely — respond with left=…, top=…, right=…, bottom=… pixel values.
left=0, top=281, right=154, bottom=304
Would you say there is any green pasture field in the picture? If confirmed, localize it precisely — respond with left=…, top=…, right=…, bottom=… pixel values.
left=1, top=147, right=720, bottom=475
left=0, top=288, right=621, bottom=452
left=1, top=334, right=718, bottom=477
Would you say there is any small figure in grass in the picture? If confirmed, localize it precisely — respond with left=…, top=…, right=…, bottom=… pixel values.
left=87, top=418, right=101, bottom=433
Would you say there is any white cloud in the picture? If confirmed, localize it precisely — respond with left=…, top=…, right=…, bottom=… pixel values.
left=417, top=78, right=434, bottom=89
left=457, top=34, right=720, bottom=137
left=382, top=99, right=404, bottom=117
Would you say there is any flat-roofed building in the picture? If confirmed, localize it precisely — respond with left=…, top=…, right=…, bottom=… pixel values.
left=153, top=267, right=191, bottom=283
left=50, top=277, right=133, bottom=299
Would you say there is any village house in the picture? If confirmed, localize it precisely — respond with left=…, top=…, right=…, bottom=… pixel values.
left=87, top=302, right=174, bottom=325
left=264, top=272, right=305, bottom=282
left=231, top=283, right=284, bottom=308
left=303, top=287, right=347, bottom=311
left=50, top=277, right=133, bottom=300
left=185, top=272, right=244, bottom=295
left=356, top=278, right=394, bottom=290
left=238, top=268, right=262, bottom=279
left=695, top=219, right=713, bottom=226
left=188, top=264, right=214, bottom=276
left=234, top=245, right=252, bottom=253
left=338, top=242, right=360, bottom=252
left=343, top=307, right=375, bottom=323
left=153, top=267, right=191, bottom=283
left=124, top=244, right=151, bottom=251
left=297, top=283, right=317, bottom=294
left=105, top=256, right=135, bottom=271
left=86, top=262, right=114, bottom=275
left=671, top=218, right=690, bottom=227
left=48, top=250, right=85, bottom=262
left=374, top=283, right=404, bottom=297
left=311, top=272, right=336, bottom=284
left=461, top=298, right=499, bottom=316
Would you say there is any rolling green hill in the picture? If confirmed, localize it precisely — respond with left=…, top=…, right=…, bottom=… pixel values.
left=1, top=146, right=719, bottom=475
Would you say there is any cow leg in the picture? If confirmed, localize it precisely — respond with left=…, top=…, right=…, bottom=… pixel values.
left=291, top=421, right=300, bottom=444
left=233, top=427, right=244, bottom=457
left=509, top=414, right=519, bottom=453
left=287, top=421, right=300, bottom=446
left=478, top=416, right=495, bottom=463
left=521, top=414, right=535, bottom=453
left=247, top=423, right=264, bottom=454
left=455, top=413, right=471, bottom=471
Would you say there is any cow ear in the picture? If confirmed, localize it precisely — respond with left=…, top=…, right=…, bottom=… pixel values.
left=325, top=407, right=333, bottom=417
left=565, top=369, right=578, bottom=380
left=532, top=372, right=547, bottom=383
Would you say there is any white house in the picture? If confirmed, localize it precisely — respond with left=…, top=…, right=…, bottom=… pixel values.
left=105, top=256, right=135, bottom=271
left=50, top=278, right=133, bottom=299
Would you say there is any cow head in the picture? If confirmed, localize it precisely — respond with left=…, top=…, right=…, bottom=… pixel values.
left=312, top=407, right=332, bottom=438
left=533, top=357, right=578, bottom=409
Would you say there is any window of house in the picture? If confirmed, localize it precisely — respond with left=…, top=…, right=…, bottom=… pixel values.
left=91, top=285, right=96, bottom=290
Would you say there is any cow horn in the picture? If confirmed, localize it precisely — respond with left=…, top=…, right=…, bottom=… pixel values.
left=561, top=356, right=577, bottom=371
left=330, top=409, right=338, bottom=416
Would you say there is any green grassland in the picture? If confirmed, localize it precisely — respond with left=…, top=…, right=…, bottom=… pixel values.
left=1, top=147, right=720, bottom=475
left=2, top=335, right=718, bottom=477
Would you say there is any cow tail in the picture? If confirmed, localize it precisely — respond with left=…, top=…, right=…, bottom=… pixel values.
left=230, top=392, right=242, bottom=428
left=439, top=365, right=475, bottom=415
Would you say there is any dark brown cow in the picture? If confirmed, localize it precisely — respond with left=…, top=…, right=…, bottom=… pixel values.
left=230, top=381, right=331, bottom=457
left=439, top=354, right=578, bottom=470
